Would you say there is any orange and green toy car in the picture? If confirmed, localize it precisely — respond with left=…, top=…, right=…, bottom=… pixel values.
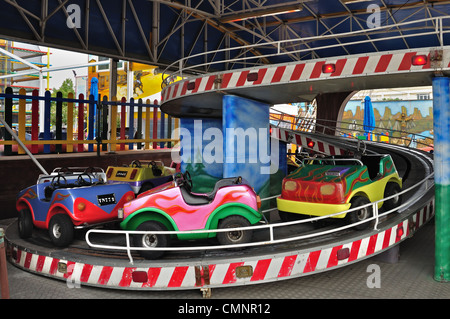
left=277, top=154, right=402, bottom=229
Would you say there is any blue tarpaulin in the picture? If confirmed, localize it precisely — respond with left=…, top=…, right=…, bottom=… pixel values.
left=363, top=96, right=375, bottom=135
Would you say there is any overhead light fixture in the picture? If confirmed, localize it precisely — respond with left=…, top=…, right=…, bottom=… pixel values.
left=220, top=3, right=302, bottom=23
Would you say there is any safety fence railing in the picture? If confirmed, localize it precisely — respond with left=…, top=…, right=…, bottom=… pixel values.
left=0, top=88, right=179, bottom=156
left=162, top=16, right=450, bottom=87
left=86, top=168, right=434, bottom=264
left=269, top=107, right=434, bottom=151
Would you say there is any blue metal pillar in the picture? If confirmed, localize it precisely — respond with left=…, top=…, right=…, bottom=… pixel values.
left=433, top=76, right=450, bottom=282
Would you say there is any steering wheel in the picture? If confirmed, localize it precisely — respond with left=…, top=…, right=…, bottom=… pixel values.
left=183, top=171, right=193, bottom=190
left=131, top=160, right=141, bottom=168
left=51, top=174, right=67, bottom=189
left=77, top=173, right=92, bottom=186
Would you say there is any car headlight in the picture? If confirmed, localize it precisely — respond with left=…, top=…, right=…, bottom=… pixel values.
left=320, top=184, right=335, bottom=196
left=284, top=181, right=298, bottom=191
left=118, top=208, right=124, bottom=219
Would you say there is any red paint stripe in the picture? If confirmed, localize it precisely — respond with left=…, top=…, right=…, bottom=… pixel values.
left=98, top=266, right=114, bottom=285
left=49, top=258, right=60, bottom=275
left=15, top=249, right=22, bottom=264
left=142, top=267, right=162, bottom=288
left=180, top=81, right=189, bottom=96
left=64, top=261, right=76, bottom=279
left=367, top=234, right=378, bottom=255
left=253, top=68, right=267, bottom=85
left=290, top=64, right=306, bottom=81
left=35, top=255, right=46, bottom=273
left=223, top=262, right=245, bottom=284
left=352, top=56, right=369, bottom=74
left=165, top=86, right=172, bottom=100
left=191, top=78, right=203, bottom=93
left=318, top=141, right=325, bottom=153
left=119, top=267, right=137, bottom=287
left=295, top=134, right=302, bottom=146
left=168, top=266, right=189, bottom=287
left=374, top=54, right=393, bottom=73
left=271, top=66, right=286, bottom=83
left=349, top=239, right=362, bottom=262
left=80, top=264, right=93, bottom=283
left=205, top=75, right=216, bottom=91
left=24, top=252, right=32, bottom=269
left=221, top=73, right=233, bottom=88
left=236, top=70, right=250, bottom=87
left=329, top=145, right=336, bottom=155
left=251, top=259, right=271, bottom=281
left=304, top=251, right=321, bottom=273
left=327, top=245, right=343, bottom=267
left=330, top=59, right=347, bottom=77
left=278, top=255, right=297, bottom=277
left=172, top=83, right=179, bottom=98
left=310, top=61, right=325, bottom=79
left=398, top=52, right=417, bottom=71
left=382, top=228, right=392, bottom=249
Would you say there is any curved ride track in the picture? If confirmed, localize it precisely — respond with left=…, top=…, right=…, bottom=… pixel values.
left=4, top=133, right=434, bottom=292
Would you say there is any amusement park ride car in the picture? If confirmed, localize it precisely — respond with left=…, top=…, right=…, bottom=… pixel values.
left=119, top=172, right=263, bottom=259
left=106, top=160, right=176, bottom=194
left=16, top=167, right=135, bottom=247
left=277, top=154, right=403, bottom=230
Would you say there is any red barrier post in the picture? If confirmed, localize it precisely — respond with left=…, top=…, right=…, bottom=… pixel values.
left=153, top=100, right=158, bottom=149
left=0, top=228, right=10, bottom=299
left=77, top=94, right=85, bottom=152
left=120, top=97, right=126, bottom=151
left=31, top=90, right=39, bottom=154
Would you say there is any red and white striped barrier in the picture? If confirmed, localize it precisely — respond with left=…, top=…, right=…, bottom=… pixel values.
left=6, top=199, right=434, bottom=290
left=270, top=125, right=348, bottom=155
left=161, top=48, right=448, bottom=104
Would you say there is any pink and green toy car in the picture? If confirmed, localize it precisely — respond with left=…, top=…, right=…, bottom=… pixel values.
left=119, top=172, right=262, bottom=259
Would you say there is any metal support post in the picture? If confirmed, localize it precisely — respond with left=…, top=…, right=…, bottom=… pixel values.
left=433, top=76, right=450, bottom=282
left=0, top=228, right=10, bottom=299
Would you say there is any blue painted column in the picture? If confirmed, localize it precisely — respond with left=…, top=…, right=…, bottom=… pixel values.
left=179, top=117, right=223, bottom=193
left=222, top=95, right=273, bottom=199
left=433, top=76, right=450, bottom=282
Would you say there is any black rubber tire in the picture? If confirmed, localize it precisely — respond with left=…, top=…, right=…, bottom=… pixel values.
left=383, top=182, right=402, bottom=212
left=133, top=221, right=169, bottom=260
left=217, top=215, right=252, bottom=245
left=18, top=208, right=33, bottom=239
left=346, top=196, right=373, bottom=231
left=48, top=214, right=74, bottom=247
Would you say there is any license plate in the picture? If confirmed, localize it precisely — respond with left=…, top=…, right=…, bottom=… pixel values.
left=97, top=193, right=116, bottom=206
left=115, top=171, right=127, bottom=178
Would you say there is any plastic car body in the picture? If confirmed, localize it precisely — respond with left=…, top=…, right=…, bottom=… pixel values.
left=106, top=160, right=176, bottom=194
left=16, top=167, right=135, bottom=246
left=119, top=172, right=262, bottom=259
left=277, top=155, right=402, bottom=228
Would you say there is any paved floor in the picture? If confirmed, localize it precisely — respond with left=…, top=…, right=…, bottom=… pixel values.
left=2, top=218, right=449, bottom=302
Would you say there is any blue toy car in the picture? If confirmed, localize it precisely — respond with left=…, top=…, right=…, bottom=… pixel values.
left=16, top=167, right=135, bottom=247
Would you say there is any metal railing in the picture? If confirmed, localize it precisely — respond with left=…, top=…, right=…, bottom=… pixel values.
left=86, top=168, right=434, bottom=264
left=162, top=16, right=450, bottom=88
left=270, top=107, right=435, bottom=151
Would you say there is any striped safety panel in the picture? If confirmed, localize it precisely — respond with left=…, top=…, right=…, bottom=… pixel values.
left=7, top=199, right=434, bottom=290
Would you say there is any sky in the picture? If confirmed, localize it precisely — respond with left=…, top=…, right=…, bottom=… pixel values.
left=42, top=46, right=89, bottom=89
